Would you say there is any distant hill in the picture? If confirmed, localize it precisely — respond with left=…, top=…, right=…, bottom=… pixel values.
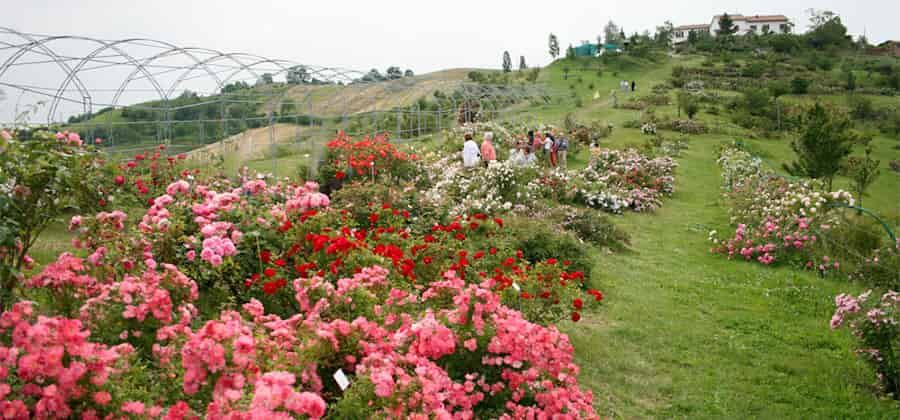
left=271, top=68, right=476, bottom=116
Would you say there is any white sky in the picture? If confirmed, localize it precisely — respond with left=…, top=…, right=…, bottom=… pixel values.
left=7, top=0, right=897, bottom=74
left=1, top=0, right=897, bottom=122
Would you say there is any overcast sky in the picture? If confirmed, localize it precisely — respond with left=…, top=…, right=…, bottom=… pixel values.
left=1, top=0, right=897, bottom=122
left=7, top=0, right=897, bottom=74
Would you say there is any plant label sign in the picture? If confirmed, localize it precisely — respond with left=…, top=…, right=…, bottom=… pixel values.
left=333, top=369, right=350, bottom=391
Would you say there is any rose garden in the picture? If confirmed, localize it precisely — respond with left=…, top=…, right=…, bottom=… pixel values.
left=1, top=11, right=899, bottom=419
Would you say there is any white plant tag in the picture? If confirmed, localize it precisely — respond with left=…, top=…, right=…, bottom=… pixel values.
left=333, top=369, right=350, bottom=391
left=512, top=282, right=521, bottom=292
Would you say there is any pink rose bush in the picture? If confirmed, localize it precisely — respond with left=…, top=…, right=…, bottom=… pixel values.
left=830, top=290, right=899, bottom=396
left=709, top=144, right=854, bottom=271
left=0, top=301, right=134, bottom=419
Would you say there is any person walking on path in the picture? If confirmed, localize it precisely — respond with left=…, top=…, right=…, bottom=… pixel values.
left=480, top=132, right=497, bottom=167
left=462, top=133, right=480, bottom=168
left=556, top=133, right=569, bottom=169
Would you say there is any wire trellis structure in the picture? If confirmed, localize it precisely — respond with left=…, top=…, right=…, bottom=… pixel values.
left=0, top=28, right=558, bottom=177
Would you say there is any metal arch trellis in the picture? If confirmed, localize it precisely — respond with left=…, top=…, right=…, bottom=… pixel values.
left=0, top=28, right=559, bottom=177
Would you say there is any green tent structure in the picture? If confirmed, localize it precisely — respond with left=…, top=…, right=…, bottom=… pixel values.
left=573, top=43, right=598, bottom=57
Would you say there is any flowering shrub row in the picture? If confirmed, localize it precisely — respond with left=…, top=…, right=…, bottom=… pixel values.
left=2, top=126, right=604, bottom=417
left=709, top=144, right=854, bottom=271
left=417, top=146, right=677, bottom=218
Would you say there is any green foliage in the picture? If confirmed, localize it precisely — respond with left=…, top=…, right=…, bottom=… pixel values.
left=560, top=208, right=630, bottom=250
left=716, top=13, right=738, bottom=36
left=506, top=218, right=593, bottom=282
left=741, top=61, right=766, bottom=78
left=768, top=80, right=790, bottom=98
left=806, top=12, right=850, bottom=49
left=847, top=95, right=877, bottom=120
left=791, top=77, right=810, bottom=94
left=677, top=91, right=699, bottom=119
left=850, top=242, right=900, bottom=290
left=784, top=103, right=857, bottom=190
left=769, top=34, right=801, bottom=53
left=840, top=139, right=880, bottom=208
left=845, top=70, right=856, bottom=91
left=0, top=130, right=108, bottom=308
left=548, top=33, right=560, bottom=59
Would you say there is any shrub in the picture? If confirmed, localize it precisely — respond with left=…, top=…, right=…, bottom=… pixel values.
left=847, top=95, right=877, bottom=120
left=830, top=290, right=899, bottom=397
left=850, top=240, right=900, bottom=290
left=784, top=103, right=858, bottom=191
left=506, top=218, right=594, bottom=282
left=560, top=207, right=630, bottom=250
left=0, top=130, right=109, bottom=309
left=791, top=77, right=810, bottom=94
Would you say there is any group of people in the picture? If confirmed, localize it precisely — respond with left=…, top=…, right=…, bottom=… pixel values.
left=619, top=80, right=636, bottom=92
left=461, top=129, right=569, bottom=169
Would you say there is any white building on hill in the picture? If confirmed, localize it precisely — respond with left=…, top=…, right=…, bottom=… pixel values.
left=673, top=14, right=791, bottom=44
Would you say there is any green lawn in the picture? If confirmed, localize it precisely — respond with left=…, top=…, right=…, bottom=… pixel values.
left=561, top=134, right=897, bottom=417
left=532, top=56, right=899, bottom=417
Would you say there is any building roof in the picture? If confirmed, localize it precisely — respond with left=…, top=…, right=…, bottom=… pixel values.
left=675, top=24, right=710, bottom=30
left=745, top=15, right=789, bottom=23
left=713, top=14, right=745, bottom=21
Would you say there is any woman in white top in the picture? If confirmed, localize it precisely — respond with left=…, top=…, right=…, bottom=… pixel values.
left=462, top=133, right=481, bottom=168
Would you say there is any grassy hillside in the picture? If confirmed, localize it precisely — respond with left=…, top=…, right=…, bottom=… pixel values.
left=275, top=68, right=475, bottom=116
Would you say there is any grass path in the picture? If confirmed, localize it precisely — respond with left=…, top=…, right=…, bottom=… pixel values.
left=561, top=135, right=898, bottom=418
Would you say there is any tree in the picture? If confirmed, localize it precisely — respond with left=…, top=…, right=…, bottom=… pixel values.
left=784, top=102, right=857, bottom=190
left=257, top=73, right=274, bottom=85
left=846, top=70, right=856, bottom=91
left=385, top=66, right=403, bottom=80
left=549, top=33, right=560, bottom=59
left=502, top=51, right=512, bottom=72
left=806, top=8, right=837, bottom=30
left=361, top=69, right=384, bottom=82
left=286, top=65, right=310, bottom=85
left=677, top=91, right=699, bottom=119
left=716, top=13, right=738, bottom=36
left=519, top=56, right=527, bottom=71
left=655, top=21, right=674, bottom=46
left=840, top=137, right=880, bottom=208
left=769, top=34, right=800, bottom=53
left=404, top=69, right=414, bottom=77
left=806, top=10, right=849, bottom=48
left=603, top=20, right=620, bottom=44
left=565, top=44, right=575, bottom=59
left=687, top=30, right=700, bottom=45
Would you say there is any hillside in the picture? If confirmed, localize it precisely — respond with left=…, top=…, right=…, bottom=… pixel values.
left=272, top=68, right=475, bottom=116
left=185, top=123, right=305, bottom=162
